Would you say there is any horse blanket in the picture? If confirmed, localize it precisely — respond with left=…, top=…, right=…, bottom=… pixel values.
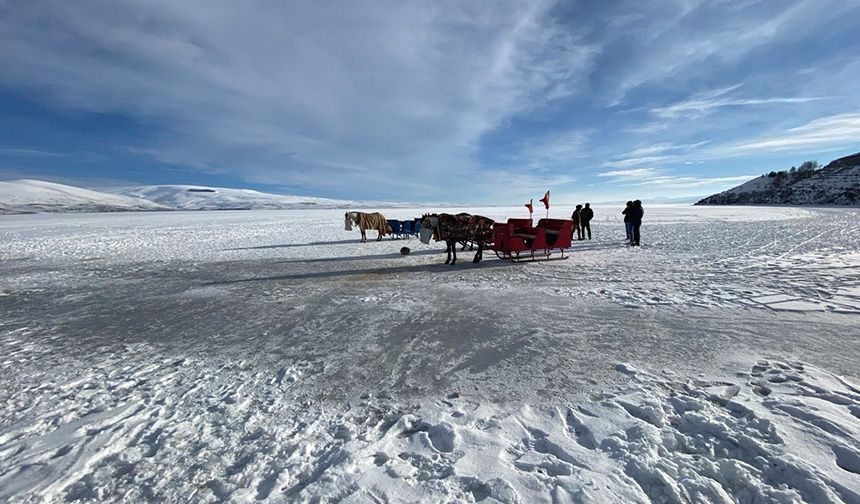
left=434, top=213, right=494, bottom=243
left=356, top=212, right=391, bottom=235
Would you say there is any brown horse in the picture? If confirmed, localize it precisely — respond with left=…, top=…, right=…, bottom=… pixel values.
left=345, top=211, right=391, bottom=242
left=420, top=213, right=495, bottom=264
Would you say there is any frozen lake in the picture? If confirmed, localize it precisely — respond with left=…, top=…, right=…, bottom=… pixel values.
left=1, top=205, right=859, bottom=502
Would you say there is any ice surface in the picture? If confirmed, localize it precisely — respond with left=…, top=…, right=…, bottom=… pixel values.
left=1, top=205, right=858, bottom=502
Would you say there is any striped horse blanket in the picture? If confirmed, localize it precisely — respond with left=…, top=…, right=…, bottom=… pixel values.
left=356, top=212, right=391, bottom=235
left=434, top=213, right=494, bottom=243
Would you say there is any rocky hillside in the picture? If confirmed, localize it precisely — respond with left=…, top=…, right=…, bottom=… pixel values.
left=696, top=152, right=860, bottom=206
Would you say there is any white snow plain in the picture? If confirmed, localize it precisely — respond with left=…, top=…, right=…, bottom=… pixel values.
left=1, top=205, right=859, bottom=503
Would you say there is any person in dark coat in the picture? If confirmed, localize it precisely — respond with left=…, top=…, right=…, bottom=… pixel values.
left=622, top=201, right=634, bottom=243
left=580, top=203, right=594, bottom=240
left=630, top=200, right=644, bottom=246
left=571, top=204, right=583, bottom=240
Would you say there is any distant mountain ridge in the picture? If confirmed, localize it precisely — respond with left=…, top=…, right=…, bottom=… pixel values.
left=0, top=180, right=406, bottom=214
left=696, top=152, right=860, bottom=206
left=0, top=179, right=170, bottom=214
left=116, top=184, right=364, bottom=210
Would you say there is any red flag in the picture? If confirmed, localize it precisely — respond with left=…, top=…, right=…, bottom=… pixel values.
left=524, top=199, right=533, bottom=214
left=539, top=191, right=550, bottom=209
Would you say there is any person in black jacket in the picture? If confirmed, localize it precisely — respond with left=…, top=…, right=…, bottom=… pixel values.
left=571, top=204, right=583, bottom=240
left=630, top=199, right=644, bottom=246
left=580, top=203, right=594, bottom=240
left=622, top=201, right=634, bottom=244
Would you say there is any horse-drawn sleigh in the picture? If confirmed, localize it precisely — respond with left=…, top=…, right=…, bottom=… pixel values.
left=490, top=218, right=574, bottom=262
left=347, top=210, right=574, bottom=264
left=418, top=213, right=574, bottom=264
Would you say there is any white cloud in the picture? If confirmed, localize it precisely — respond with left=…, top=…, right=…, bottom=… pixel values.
left=601, top=141, right=713, bottom=169
left=0, top=0, right=597, bottom=199
left=602, top=0, right=857, bottom=105
left=514, top=131, right=592, bottom=169
left=626, top=175, right=755, bottom=189
left=651, top=86, right=834, bottom=119
left=622, top=141, right=712, bottom=158
left=715, top=112, right=860, bottom=156
left=598, top=166, right=755, bottom=190
left=598, top=168, right=658, bottom=179
left=601, top=156, right=672, bottom=169
left=0, top=146, right=67, bottom=158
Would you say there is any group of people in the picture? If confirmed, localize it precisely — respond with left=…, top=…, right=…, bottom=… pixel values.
left=570, top=203, right=594, bottom=240
left=621, top=200, right=644, bottom=246
left=570, top=201, right=644, bottom=246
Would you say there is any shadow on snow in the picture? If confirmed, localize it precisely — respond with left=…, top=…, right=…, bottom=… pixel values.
left=224, top=238, right=410, bottom=251
left=275, top=249, right=442, bottom=264
left=208, top=260, right=514, bottom=284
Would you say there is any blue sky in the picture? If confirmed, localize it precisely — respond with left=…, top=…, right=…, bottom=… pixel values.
left=1, top=0, right=859, bottom=203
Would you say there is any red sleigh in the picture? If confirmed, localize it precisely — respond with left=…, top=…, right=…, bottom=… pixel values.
left=491, top=218, right=573, bottom=262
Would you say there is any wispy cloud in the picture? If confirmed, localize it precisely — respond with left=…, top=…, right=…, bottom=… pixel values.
left=619, top=141, right=711, bottom=158
left=602, top=0, right=857, bottom=105
left=598, top=168, right=657, bottom=180
left=0, top=0, right=597, bottom=199
left=714, top=112, right=860, bottom=156
left=601, top=156, right=672, bottom=169
left=514, top=131, right=592, bottom=169
left=651, top=86, right=834, bottom=119
left=625, top=175, right=756, bottom=189
left=1, top=0, right=858, bottom=201
left=0, top=146, right=67, bottom=158
left=598, top=167, right=755, bottom=190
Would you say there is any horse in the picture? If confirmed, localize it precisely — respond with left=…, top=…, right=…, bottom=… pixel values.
left=420, top=213, right=495, bottom=265
left=345, top=211, right=392, bottom=242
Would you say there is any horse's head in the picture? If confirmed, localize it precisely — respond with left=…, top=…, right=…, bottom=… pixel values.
left=419, top=213, right=438, bottom=244
left=344, top=211, right=356, bottom=231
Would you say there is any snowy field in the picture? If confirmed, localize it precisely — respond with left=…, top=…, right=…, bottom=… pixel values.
left=1, top=205, right=859, bottom=503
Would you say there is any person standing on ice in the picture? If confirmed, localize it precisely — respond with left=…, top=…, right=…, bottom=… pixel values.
left=571, top=204, right=583, bottom=240
left=630, top=200, right=644, bottom=246
left=580, top=203, right=594, bottom=240
left=622, top=201, right=634, bottom=243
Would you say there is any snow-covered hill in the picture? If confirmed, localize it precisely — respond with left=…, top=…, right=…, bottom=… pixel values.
left=697, top=152, right=860, bottom=206
left=0, top=179, right=169, bottom=214
left=0, top=180, right=405, bottom=214
left=115, top=185, right=378, bottom=210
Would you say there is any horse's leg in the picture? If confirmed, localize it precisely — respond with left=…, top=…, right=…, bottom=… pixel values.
left=450, top=240, right=457, bottom=265
left=360, top=229, right=366, bottom=243
left=444, top=241, right=452, bottom=264
left=473, top=243, right=484, bottom=263
left=377, top=230, right=383, bottom=241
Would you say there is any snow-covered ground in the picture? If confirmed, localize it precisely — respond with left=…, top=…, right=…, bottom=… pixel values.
left=1, top=205, right=858, bottom=502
